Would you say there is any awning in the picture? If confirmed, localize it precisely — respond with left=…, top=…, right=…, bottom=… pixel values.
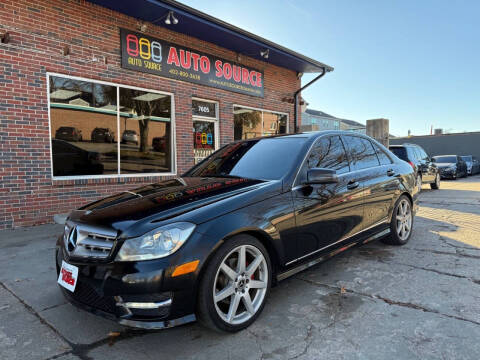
left=87, top=0, right=334, bottom=74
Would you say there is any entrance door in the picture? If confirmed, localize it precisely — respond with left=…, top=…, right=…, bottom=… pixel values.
left=192, top=98, right=219, bottom=164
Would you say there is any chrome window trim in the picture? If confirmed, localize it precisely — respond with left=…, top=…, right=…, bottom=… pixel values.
left=285, top=218, right=389, bottom=266
left=292, top=133, right=392, bottom=188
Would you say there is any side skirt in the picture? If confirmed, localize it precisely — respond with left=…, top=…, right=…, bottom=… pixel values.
left=276, top=228, right=391, bottom=282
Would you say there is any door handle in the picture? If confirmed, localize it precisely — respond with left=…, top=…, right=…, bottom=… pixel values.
left=387, top=169, right=395, bottom=176
left=347, top=180, right=359, bottom=190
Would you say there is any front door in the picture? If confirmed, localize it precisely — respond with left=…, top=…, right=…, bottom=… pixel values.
left=192, top=99, right=219, bottom=164
left=292, top=135, right=364, bottom=261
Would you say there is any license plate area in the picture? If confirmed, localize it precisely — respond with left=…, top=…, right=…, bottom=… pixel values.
left=57, top=260, right=79, bottom=292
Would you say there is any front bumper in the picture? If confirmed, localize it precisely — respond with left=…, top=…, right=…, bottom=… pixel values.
left=55, top=231, right=209, bottom=329
left=439, top=168, right=456, bottom=178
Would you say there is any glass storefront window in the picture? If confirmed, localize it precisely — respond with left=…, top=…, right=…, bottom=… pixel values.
left=233, top=106, right=288, bottom=141
left=119, top=88, right=172, bottom=174
left=48, top=74, right=174, bottom=178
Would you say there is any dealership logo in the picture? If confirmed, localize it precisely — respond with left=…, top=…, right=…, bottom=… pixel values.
left=120, top=28, right=264, bottom=97
left=67, top=227, right=78, bottom=252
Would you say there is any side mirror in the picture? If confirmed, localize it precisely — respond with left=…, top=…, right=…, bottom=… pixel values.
left=305, top=168, right=338, bottom=184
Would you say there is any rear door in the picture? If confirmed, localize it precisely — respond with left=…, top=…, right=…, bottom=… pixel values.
left=292, top=135, right=364, bottom=260
left=343, top=135, right=393, bottom=230
left=416, top=147, right=434, bottom=182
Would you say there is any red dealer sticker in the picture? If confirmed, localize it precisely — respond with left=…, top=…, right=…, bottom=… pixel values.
left=120, top=28, right=264, bottom=98
left=57, top=260, right=79, bottom=292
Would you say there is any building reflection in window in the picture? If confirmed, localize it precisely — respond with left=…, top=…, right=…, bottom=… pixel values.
left=233, top=107, right=287, bottom=141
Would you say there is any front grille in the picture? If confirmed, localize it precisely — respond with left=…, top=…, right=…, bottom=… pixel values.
left=70, top=280, right=117, bottom=314
left=64, top=221, right=117, bottom=259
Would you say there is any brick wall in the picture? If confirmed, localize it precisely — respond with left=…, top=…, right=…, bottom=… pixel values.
left=0, top=0, right=300, bottom=229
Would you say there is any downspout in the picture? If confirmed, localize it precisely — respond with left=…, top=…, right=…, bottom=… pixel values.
left=293, top=67, right=327, bottom=133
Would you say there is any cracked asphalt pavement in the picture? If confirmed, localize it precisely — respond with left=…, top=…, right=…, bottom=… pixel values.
left=1, top=176, right=479, bottom=360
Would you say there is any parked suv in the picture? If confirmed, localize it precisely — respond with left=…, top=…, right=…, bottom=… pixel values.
left=152, top=136, right=166, bottom=152
left=55, top=127, right=82, bottom=142
left=122, top=130, right=139, bottom=145
left=91, top=128, right=114, bottom=143
left=389, top=143, right=440, bottom=190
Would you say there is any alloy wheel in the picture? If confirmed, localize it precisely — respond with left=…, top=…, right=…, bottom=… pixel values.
left=213, top=245, right=268, bottom=325
left=396, top=199, right=412, bottom=241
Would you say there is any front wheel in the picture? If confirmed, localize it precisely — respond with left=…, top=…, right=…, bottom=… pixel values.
left=197, top=235, right=271, bottom=332
left=382, top=195, right=413, bottom=245
left=430, top=173, right=440, bottom=189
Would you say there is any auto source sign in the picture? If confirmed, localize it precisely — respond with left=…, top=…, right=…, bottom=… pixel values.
left=120, top=28, right=264, bottom=97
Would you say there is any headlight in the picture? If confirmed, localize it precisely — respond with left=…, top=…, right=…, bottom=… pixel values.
left=447, top=165, right=456, bottom=171
left=116, top=222, right=196, bottom=261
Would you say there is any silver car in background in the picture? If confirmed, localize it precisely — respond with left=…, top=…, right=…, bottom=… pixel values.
left=461, top=155, right=473, bottom=175
left=122, top=130, right=139, bottom=145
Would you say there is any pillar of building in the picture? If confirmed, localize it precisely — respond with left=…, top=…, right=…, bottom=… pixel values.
left=366, top=118, right=390, bottom=147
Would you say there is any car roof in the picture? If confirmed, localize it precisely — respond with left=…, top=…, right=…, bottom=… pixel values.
left=389, top=143, right=421, bottom=148
left=236, top=130, right=374, bottom=142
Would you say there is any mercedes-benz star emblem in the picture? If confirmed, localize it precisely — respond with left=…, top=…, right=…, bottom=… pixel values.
left=67, top=227, right=78, bottom=252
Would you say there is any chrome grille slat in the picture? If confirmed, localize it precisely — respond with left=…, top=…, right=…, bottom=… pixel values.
left=78, top=237, right=114, bottom=250
left=64, top=221, right=117, bottom=259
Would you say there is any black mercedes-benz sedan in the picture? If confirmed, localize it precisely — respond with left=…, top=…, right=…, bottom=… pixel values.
left=56, top=131, right=418, bottom=332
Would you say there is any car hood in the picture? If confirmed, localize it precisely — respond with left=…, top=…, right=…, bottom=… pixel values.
left=68, top=176, right=275, bottom=236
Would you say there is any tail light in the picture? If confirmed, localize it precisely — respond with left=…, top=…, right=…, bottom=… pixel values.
left=408, top=161, right=415, bottom=169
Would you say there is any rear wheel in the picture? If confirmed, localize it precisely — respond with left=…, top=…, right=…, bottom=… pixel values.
left=430, top=173, right=440, bottom=189
left=197, top=235, right=271, bottom=332
left=382, top=195, right=413, bottom=245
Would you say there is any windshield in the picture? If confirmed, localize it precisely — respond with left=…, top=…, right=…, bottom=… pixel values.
left=185, top=137, right=307, bottom=180
left=433, top=156, right=456, bottom=163
left=461, top=156, right=472, bottom=162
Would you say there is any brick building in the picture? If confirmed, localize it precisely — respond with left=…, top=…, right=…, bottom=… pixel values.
left=0, top=0, right=332, bottom=229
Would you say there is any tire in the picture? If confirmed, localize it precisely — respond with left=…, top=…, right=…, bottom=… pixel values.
left=430, top=173, right=440, bottom=190
left=382, top=195, right=413, bottom=246
left=197, top=234, right=272, bottom=332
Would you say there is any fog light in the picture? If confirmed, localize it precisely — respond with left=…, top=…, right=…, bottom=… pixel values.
left=123, top=300, right=172, bottom=309
left=116, top=297, right=172, bottom=309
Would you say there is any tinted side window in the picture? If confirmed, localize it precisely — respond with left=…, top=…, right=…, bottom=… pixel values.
left=390, top=147, right=407, bottom=161
left=373, top=143, right=393, bottom=165
left=345, top=136, right=380, bottom=170
left=307, top=136, right=350, bottom=174
left=416, top=147, right=427, bottom=160
left=412, top=148, right=422, bottom=160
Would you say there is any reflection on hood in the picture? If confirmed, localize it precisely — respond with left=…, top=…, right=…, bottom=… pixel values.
left=71, top=177, right=266, bottom=230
